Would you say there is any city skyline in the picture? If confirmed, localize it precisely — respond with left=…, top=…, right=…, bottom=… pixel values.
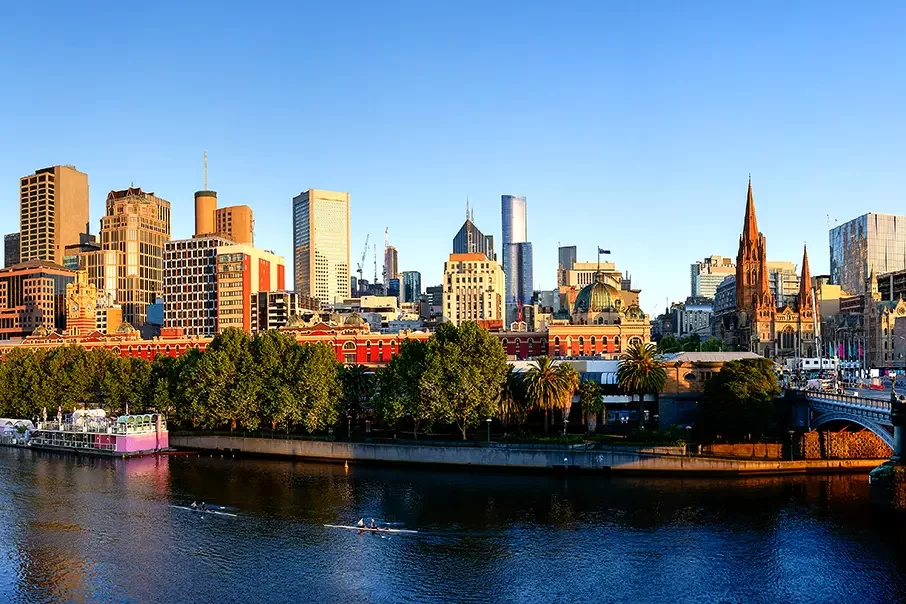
left=3, top=3, right=906, bottom=314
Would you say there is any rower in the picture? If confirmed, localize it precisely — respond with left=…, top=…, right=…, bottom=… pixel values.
left=370, top=519, right=377, bottom=529
left=190, top=501, right=197, bottom=510
left=200, top=502, right=207, bottom=512
left=357, top=518, right=365, bottom=528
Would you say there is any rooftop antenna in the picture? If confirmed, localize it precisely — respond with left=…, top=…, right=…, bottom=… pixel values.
left=466, top=197, right=470, bottom=221
left=204, top=151, right=208, bottom=190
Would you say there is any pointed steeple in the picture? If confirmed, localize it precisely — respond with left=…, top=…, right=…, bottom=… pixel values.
left=799, top=244, right=813, bottom=310
left=742, top=175, right=758, bottom=244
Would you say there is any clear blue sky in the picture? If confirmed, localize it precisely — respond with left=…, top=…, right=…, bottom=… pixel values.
left=2, top=1, right=904, bottom=315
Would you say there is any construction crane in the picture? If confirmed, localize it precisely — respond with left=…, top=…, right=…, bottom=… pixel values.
left=382, top=227, right=389, bottom=289
left=356, top=234, right=370, bottom=286
left=373, top=243, right=378, bottom=285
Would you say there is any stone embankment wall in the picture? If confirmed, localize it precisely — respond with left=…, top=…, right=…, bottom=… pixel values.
left=170, top=434, right=882, bottom=475
left=799, top=431, right=892, bottom=460
left=702, top=444, right=783, bottom=459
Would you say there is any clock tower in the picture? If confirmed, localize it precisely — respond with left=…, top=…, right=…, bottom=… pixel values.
left=65, top=270, right=99, bottom=335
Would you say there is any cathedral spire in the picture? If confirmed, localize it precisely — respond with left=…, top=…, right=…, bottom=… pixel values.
left=742, top=176, right=758, bottom=245
left=799, top=244, right=813, bottom=310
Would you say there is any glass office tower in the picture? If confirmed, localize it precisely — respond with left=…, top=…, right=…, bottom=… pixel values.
left=830, top=213, right=906, bottom=294
left=501, top=195, right=533, bottom=325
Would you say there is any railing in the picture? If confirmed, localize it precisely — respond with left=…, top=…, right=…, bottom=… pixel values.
left=36, top=421, right=163, bottom=436
left=796, top=389, right=891, bottom=411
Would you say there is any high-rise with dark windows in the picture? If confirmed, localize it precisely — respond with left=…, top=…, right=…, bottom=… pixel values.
left=501, top=194, right=533, bottom=325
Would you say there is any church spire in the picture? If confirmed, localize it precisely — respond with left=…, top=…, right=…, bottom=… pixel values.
left=742, top=175, right=758, bottom=245
left=799, top=244, right=813, bottom=310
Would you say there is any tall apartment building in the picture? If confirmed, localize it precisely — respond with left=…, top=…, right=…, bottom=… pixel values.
left=830, top=213, right=906, bottom=295
left=501, top=194, right=533, bottom=325
left=766, top=261, right=801, bottom=308
left=83, top=187, right=171, bottom=328
left=19, top=165, right=89, bottom=265
left=215, top=205, right=254, bottom=245
left=292, top=189, right=350, bottom=304
left=384, top=245, right=399, bottom=282
left=0, top=260, right=75, bottom=339
left=163, top=237, right=285, bottom=337
left=442, top=253, right=505, bottom=327
left=690, top=255, right=735, bottom=299
left=402, top=271, right=422, bottom=303
left=250, top=290, right=319, bottom=333
left=4, top=234, right=20, bottom=267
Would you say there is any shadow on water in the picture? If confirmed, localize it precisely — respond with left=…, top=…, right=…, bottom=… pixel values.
left=2, top=448, right=906, bottom=603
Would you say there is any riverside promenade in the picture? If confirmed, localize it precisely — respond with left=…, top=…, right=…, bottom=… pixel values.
left=170, top=434, right=883, bottom=475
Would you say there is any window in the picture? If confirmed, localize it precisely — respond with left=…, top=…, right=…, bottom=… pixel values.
left=343, top=341, right=355, bottom=351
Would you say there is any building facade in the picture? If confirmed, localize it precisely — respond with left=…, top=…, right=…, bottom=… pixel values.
left=215, top=205, right=254, bottom=245
left=292, top=189, right=350, bottom=304
left=670, top=297, right=714, bottom=339
left=442, top=253, right=505, bottom=327
left=0, top=260, right=75, bottom=339
left=719, top=180, right=817, bottom=359
left=401, top=271, right=421, bottom=303
left=250, top=290, right=319, bottom=333
left=558, top=245, right=577, bottom=277
left=830, top=213, right=906, bottom=295
left=4, top=234, right=20, bottom=268
left=452, top=216, right=496, bottom=260
left=384, top=245, right=398, bottom=282
left=690, top=255, right=735, bottom=299
left=83, top=187, right=171, bottom=328
left=19, top=165, right=90, bottom=266
left=501, top=195, right=533, bottom=325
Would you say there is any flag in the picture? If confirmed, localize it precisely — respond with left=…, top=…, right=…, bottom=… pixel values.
left=598, top=248, right=611, bottom=255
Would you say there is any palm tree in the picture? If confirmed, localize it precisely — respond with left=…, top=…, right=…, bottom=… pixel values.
left=578, top=380, right=603, bottom=433
left=616, top=341, right=667, bottom=430
left=524, top=356, right=564, bottom=434
left=498, top=366, right=529, bottom=432
left=556, top=363, right=580, bottom=435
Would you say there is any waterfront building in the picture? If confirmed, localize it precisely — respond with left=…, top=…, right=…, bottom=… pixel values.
left=19, top=165, right=89, bottom=266
left=163, top=237, right=285, bottom=336
left=690, top=256, right=735, bottom=299
left=4, top=233, right=19, bottom=268
left=292, top=189, right=350, bottom=304
left=250, top=290, right=319, bottom=333
left=442, top=253, right=506, bottom=327
left=0, top=260, right=75, bottom=339
left=501, top=195, right=533, bottom=325
left=830, top=213, right=906, bottom=295
left=452, top=213, right=496, bottom=261
left=718, top=179, right=817, bottom=359
left=401, top=271, right=421, bottom=303
left=82, top=187, right=171, bottom=328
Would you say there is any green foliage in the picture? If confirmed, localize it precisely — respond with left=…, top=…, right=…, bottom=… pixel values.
left=700, top=337, right=723, bottom=352
left=658, top=334, right=724, bottom=353
left=421, top=322, right=509, bottom=440
left=617, top=341, right=667, bottom=429
left=373, top=339, right=431, bottom=438
left=578, top=380, right=603, bottom=415
left=696, top=357, right=782, bottom=442
left=498, top=366, right=530, bottom=428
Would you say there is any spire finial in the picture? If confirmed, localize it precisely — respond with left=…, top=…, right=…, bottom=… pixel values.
left=466, top=196, right=470, bottom=221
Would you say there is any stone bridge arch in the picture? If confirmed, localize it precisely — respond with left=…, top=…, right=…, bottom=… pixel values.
left=811, top=412, right=895, bottom=450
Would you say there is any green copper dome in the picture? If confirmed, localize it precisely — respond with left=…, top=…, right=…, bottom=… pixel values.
left=574, top=276, right=619, bottom=314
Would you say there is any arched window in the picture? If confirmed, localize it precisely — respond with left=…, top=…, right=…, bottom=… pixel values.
left=554, top=336, right=560, bottom=346
left=578, top=336, right=584, bottom=348
left=502, top=338, right=509, bottom=346
left=629, top=336, right=642, bottom=346
left=590, top=336, right=596, bottom=348
left=602, top=336, right=609, bottom=346
left=343, top=341, right=356, bottom=351
left=614, top=336, right=621, bottom=347
left=685, top=373, right=696, bottom=381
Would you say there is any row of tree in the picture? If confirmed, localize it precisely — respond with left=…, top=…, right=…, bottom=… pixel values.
left=0, top=323, right=706, bottom=440
left=656, top=333, right=727, bottom=353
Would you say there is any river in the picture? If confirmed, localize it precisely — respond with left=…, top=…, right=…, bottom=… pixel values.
left=1, top=447, right=905, bottom=603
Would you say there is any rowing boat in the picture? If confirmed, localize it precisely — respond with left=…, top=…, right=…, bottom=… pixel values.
left=324, top=524, right=417, bottom=534
left=170, top=505, right=238, bottom=518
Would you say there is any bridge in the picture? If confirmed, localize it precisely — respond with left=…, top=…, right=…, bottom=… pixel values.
left=794, top=389, right=904, bottom=456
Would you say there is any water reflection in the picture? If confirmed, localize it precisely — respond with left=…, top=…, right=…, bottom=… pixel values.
left=0, top=449, right=905, bottom=603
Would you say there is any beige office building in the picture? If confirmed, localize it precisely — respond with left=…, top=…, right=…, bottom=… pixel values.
left=19, top=165, right=89, bottom=265
left=442, top=253, right=505, bottom=326
left=215, top=205, right=254, bottom=245
left=83, top=187, right=171, bottom=327
left=292, top=189, right=350, bottom=304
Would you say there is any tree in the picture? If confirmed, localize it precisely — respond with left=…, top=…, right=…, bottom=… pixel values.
left=498, top=366, right=530, bottom=429
left=524, top=356, right=565, bottom=434
left=556, top=363, right=580, bottom=435
left=697, top=357, right=781, bottom=442
left=578, top=380, right=603, bottom=433
left=372, top=339, right=431, bottom=439
left=617, top=341, right=666, bottom=430
left=657, top=334, right=682, bottom=354
left=193, top=329, right=261, bottom=431
left=701, top=337, right=723, bottom=352
left=253, top=330, right=302, bottom=430
left=293, top=343, right=343, bottom=433
left=421, top=322, right=508, bottom=440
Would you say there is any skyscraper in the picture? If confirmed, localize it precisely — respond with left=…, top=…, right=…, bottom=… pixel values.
left=402, top=271, right=422, bottom=303
left=452, top=216, right=495, bottom=260
left=690, top=255, right=735, bottom=299
left=4, top=233, right=20, bottom=268
left=830, top=213, right=906, bottom=295
left=215, top=205, right=254, bottom=245
left=501, top=194, right=533, bottom=325
left=558, top=246, right=577, bottom=271
left=442, top=253, right=505, bottom=327
left=86, top=187, right=171, bottom=327
left=293, top=189, right=350, bottom=304
left=19, top=165, right=89, bottom=265
left=384, top=245, right=399, bottom=281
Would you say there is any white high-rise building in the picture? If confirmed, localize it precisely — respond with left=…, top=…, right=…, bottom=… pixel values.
left=690, top=255, right=736, bottom=299
left=292, top=189, right=350, bottom=304
left=442, top=253, right=505, bottom=326
left=501, top=194, right=533, bottom=325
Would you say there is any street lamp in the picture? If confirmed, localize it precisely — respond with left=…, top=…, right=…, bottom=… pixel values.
left=788, top=429, right=796, bottom=461
left=563, top=417, right=569, bottom=437
left=486, top=418, right=492, bottom=442
left=347, top=414, right=352, bottom=441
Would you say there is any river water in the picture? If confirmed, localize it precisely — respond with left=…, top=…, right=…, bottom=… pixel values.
left=1, top=448, right=905, bottom=604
